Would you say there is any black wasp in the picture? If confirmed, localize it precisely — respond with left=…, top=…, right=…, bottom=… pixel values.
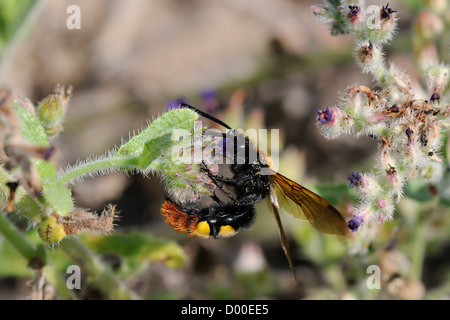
left=161, top=103, right=350, bottom=281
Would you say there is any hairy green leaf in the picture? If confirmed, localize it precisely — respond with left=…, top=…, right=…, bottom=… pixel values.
left=37, top=161, right=73, bottom=215
left=116, top=108, right=199, bottom=170
left=15, top=103, right=49, bottom=147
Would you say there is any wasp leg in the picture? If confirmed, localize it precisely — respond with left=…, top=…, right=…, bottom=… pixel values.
left=201, top=161, right=238, bottom=203
left=234, top=193, right=266, bottom=206
left=211, top=192, right=223, bottom=205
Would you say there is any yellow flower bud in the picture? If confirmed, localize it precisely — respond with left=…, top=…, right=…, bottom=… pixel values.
left=38, top=214, right=67, bottom=243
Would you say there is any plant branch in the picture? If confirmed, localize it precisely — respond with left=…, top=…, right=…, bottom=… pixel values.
left=0, top=210, right=39, bottom=262
left=58, top=155, right=139, bottom=186
left=59, top=237, right=139, bottom=300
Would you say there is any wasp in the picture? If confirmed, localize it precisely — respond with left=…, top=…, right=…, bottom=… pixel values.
left=161, top=103, right=350, bottom=281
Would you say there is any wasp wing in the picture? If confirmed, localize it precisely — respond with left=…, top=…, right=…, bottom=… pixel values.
left=270, top=172, right=350, bottom=236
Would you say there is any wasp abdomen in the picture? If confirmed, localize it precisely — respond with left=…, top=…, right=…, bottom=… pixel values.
left=161, top=201, right=202, bottom=237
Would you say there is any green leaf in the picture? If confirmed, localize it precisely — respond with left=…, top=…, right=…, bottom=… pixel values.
left=315, top=183, right=356, bottom=206
left=37, top=161, right=73, bottom=215
left=14, top=104, right=72, bottom=215
left=83, top=232, right=187, bottom=275
left=404, top=179, right=433, bottom=203
left=116, top=108, right=199, bottom=170
left=14, top=103, right=49, bottom=147
left=0, top=229, right=35, bottom=278
left=0, top=167, right=41, bottom=222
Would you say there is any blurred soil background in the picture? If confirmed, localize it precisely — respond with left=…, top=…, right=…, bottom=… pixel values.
left=0, top=0, right=448, bottom=299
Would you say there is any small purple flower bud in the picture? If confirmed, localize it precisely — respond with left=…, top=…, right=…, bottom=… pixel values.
left=348, top=5, right=360, bottom=15
left=430, top=92, right=440, bottom=104
left=41, top=145, right=56, bottom=161
left=348, top=171, right=362, bottom=188
left=317, top=107, right=333, bottom=123
left=358, top=41, right=374, bottom=65
left=166, top=96, right=189, bottom=110
left=347, top=5, right=362, bottom=24
left=380, top=3, right=397, bottom=20
left=348, top=215, right=364, bottom=232
left=200, top=88, right=218, bottom=112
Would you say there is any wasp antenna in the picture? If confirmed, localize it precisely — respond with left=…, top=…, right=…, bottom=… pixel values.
left=180, top=102, right=233, bottom=130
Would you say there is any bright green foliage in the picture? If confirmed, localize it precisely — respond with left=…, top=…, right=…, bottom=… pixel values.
left=37, top=161, right=73, bottom=216
left=116, top=108, right=199, bottom=170
left=15, top=104, right=49, bottom=147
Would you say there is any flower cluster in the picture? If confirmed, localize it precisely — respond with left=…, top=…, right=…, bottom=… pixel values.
left=155, top=119, right=222, bottom=204
left=313, top=1, right=450, bottom=231
left=0, top=86, right=119, bottom=244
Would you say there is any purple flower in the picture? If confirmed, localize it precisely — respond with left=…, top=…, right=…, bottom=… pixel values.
left=380, top=4, right=396, bottom=20
left=348, top=215, right=363, bottom=232
left=348, top=171, right=362, bottom=188
left=348, top=5, right=360, bottom=15
left=166, top=96, right=189, bottom=110
left=317, top=107, right=332, bottom=123
left=200, top=88, right=218, bottom=112
left=200, top=88, right=217, bottom=101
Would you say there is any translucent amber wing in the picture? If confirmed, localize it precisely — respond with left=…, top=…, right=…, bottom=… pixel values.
left=270, top=172, right=350, bottom=236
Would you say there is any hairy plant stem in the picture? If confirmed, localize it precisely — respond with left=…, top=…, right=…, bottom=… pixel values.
left=58, top=155, right=139, bottom=186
